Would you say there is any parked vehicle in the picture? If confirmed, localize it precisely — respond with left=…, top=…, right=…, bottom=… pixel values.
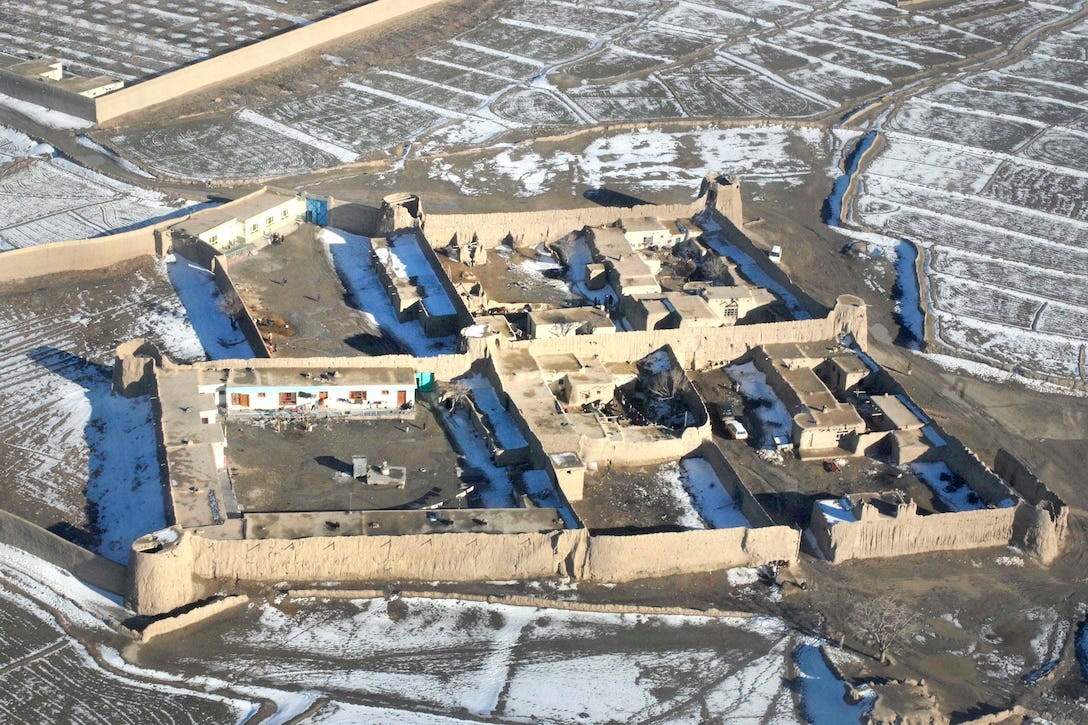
left=768, top=245, right=783, bottom=264
left=724, top=419, right=748, bottom=440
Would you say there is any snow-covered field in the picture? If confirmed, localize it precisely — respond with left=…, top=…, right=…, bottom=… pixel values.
left=0, top=542, right=256, bottom=723
left=0, top=0, right=352, bottom=81
left=0, top=261, right=207, bottom=562
left=0, top=130, right=183, bottom=251
left=841, top=15, right=1088, bottom=381
left=429, top=125, right=827, bottom=198
left=105, top=0, right=1063, bottom=180
left=143, top=593, right=874, bottom=723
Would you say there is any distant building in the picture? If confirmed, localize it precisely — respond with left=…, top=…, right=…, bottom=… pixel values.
left=696, top=284, right=776, bottom=325
left=662, top=218, right=704, bottom=246
left=585, top=226, right=661, bottom=297
left=626, top=291, right=722, bottom=330
left=619, top=217, right=671, bottom=248
left=528, top=307, right=615, bottom=338
left=2, top=58, right=123, bottom=98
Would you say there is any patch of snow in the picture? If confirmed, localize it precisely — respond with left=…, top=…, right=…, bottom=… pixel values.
left=521, top=469, right=580, bottom=528
left=654, top=461, right=706, bottom=529
left=909, top=461, right=985, bottom=512
left=0, top=93, right=93, bottom=129
left=726, top=361, right=794, bottom=449
left=319, top=227, right=456, bottom=356
left=726, top=567, right=761, bottom=587
left=375, top=233, right=457, bottom=316
left=679, top=458, right=751, bottom=529
left=75, top=135, right=155, bottom=177
left=795, top=643, right=875, bottom=724
left=0, top=542, right=127, bottom=627
left=816, top=498, right=857, bottom=525
left=161, top=256, right=252, bottom=360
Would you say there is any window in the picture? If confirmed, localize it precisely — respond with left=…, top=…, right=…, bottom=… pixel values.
left=279, top=391, right=297, bottom=406
left=380, top=390, right=389, bottom=395
left=229, top=393, right=246, bottom=406
left=643, top=235, right=653, bottom=245
left=250, top=223, right=258, bottom=233
left=266, top=216, right=274, bottom=226
left=349, top=390, right=366, bottom=402
left=282, top=209, right=289, bottom=218
left=257, top=392, right=266, bottom=398
left=209, top=234, right=218, bottom=245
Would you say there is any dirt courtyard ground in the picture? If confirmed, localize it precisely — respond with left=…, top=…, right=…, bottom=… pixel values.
left=226, top=401, right=461, bottom=513
left=228, top=224, right=397, bottom=357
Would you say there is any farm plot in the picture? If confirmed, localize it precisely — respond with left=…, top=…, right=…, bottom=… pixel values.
left=0, top=156, right=177, bottom=250
left=260, top=87, right=443, bottom=158
left=983, top=163, right=1088, bottom=222
left=427, top=125, right=826, bottom=198
left=0, top=259, right=205, bottom=560
left=455, top=19, right=595, bottom=65
left=1021, top=128, right=1088, bottom=170
left=887, top=100, right=1043, bottom=153
left=491, top=90, right=580, bottom=127
left=98, top=0, right=1070, bottom=179
left=930, top=249, right=1088, bottom=309
left=929, top=276, right=1041, bottom=330
left=0, top=555, right=253, bottom=724
left=0, top=0, right=356, bottom=81
left=839, top=15, right=1088, bottom=381
left=111, top=117, right=343, bottom=180
left=139, top=595, right=834, bottom=723
left=567, top=77, right=686, bottom=121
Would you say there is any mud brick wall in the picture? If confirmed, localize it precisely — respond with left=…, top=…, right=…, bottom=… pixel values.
left=210, top=256, right=271, bottom=358
left=0, top=225, right=164, bottom=284
left=94, top=0, right=452, bottom=123
left=816, top=506, right=1018, bottom=563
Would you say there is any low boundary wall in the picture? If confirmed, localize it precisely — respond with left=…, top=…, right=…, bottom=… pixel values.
left=94, top=0, right=452, bottom=124
left=0, top=224, right=166, bottom=285
left=0, top=510, right=126, bottom=595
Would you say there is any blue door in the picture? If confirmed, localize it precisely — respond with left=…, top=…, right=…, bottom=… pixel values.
left=306, top=197, right=329, bottom=226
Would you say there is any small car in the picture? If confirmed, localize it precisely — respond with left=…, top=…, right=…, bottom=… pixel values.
left=724, top=419, right=749, bottom=440
left=768, top=245, right=783, bottom=264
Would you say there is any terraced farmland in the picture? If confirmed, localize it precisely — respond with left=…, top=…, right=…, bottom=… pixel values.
left=846, top=15, right=1088, bottom=381
left=0, top=0, right=359, bottom=81
left=111, top=0, right=1068, bottom=180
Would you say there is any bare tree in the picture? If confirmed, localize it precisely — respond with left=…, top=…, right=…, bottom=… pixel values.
left=647, top=368, right=686, bottom=401
left=441, top=380, right=474, bottom=411
left=550, top=319, right=584, bottom=337
left=700, top=253, right=732, bottom=285
left=851, top=595, right=923, bottom=664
